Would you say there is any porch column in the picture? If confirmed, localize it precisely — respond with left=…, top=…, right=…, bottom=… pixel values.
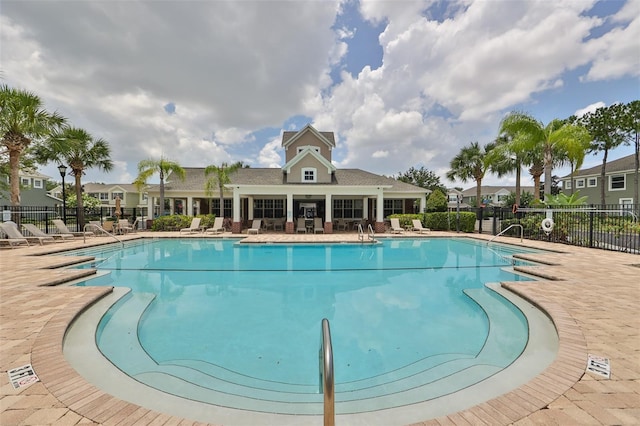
left=325, top=193, right=333, bottom=233
left=232, top=189, right=242, bottom=234
left=186, top=196, right=193, bottom=216
left=375, top=191, right=385, bottom=233
left=286, top=192, right=294, bottom=234
left=419, top=194, right=426, bottom=213
left=248, top=196, right=254, bottom=220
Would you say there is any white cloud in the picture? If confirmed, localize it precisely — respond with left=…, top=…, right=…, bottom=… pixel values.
left=257, top=137, right=284, bottom=169
left=575, top=102, right=606, bottom=117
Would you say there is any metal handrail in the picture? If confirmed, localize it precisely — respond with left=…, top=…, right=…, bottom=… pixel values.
left=319, top=318, right=334, bottom=426
left=489, top=224, right=523, bottom=244
left=358, top=223, right=364, bottom=241
left=367, top=224, right=375, bottom=242
left=84, top=224, right=124, bottom=248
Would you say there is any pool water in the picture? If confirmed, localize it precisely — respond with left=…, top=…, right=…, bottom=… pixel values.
left=71, top=238, right=537, bottom=414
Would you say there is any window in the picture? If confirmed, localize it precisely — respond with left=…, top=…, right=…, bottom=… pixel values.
left=112, top=192, right=124, bottom=200
left=33, top=179, right=43, bottom=189
left=212, top=199, right=233, bottom=218
left=587, top=177, right=597, bottom=188
left=21, top=178, right=30, bottom=186
left=141, top=193, right=148, bottom=202
left=383, top=199, right=404, bottom=218
left=575, top=179, right=585, bottom=189
left=565, top=180, right=572, bottom=190
left=99, top=192, right=109, bottom=201
left=333, top=199, right=363, bottom=219
left=253, top=199, right=284, bottom=218
left=302, top=167, right=316, bottom=183
left=610, top=175, right=625, bottom=191
left=297, top=146, right=320, bottom=154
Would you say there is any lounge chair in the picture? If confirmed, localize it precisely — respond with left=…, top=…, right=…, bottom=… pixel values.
left=117, top=219, right=133, bottom=234
left=389, top=218, right=404, bottom=234
left=1, top=222, right=55, bottom=246
left=411, top=219, right=431, bottom=234
left=0, top=223, right=30, bottom=247
left=296, top=218, right=307, bottom=233
left=52, top=219, right=94, bottom=237
left=180, top=217, right=202, bottom=234
left=205, top=217, right=225, bottom=234
left=247, top=219, right=261, bottom=235
left=22, top=223, right=74, bottom=241
left=314, top=217, right=324, bottom=234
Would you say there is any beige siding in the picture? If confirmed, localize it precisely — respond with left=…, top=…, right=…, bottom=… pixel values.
left=288, top=156, right=332, bottom=183
left=285, top=132, right=332, bottom=163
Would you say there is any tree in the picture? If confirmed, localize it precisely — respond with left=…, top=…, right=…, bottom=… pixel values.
left=134, top=157, right=185, bottom=217
left=500, top=111, right=590, bottom=201
left=426, top=189, right=447, bottom=212
left=579, top=104, right=627, bottom=205
left=544, top=191, right=588, bottom=206
left=446, top=141, right=496, bottom=208
left=37, top=127, right=113, bottom=227
left=0, top=84, right=66, bottom=205
left=204, top=161, right=244, bottom=218
left=396, top=166, right=447, bottom=193
left=485, top=133, right=524, bottom=206
left=620, top=100, right=640, bottom=206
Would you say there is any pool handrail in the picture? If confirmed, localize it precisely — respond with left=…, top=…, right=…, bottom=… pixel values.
left=358, top=223, right=376, bottom=243
left=84, top=223, right=124, bottom=248
left=319, top=318, right=335, bottom=426
left=489, top=224, right=523, bottom=244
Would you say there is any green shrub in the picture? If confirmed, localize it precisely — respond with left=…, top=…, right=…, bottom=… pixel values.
left=151, top=214, right=218, bottom=231
left=424, top=212, right=475, bottom=232
left=388, top=213, right=422, bottom=228
left=426, top=189, right=447, bottom=212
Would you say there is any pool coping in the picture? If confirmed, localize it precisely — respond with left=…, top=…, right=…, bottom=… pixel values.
left=2, top=231, right=638, bottom=425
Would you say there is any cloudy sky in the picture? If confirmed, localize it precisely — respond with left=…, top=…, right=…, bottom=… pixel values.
left=2, top=0, right=639, bottom=188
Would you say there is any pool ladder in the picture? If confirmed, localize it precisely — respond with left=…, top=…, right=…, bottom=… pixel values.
left=358, top=223, right=375, bottom=243
left=319, top=318, right=334, bottom=426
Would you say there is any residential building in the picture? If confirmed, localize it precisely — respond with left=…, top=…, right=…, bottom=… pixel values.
left=83, top=183, right=148, bottom=215
left=144, top=124, right=430, bottom=233
left=459, top=185, right=536, bottom=207
left=0, top=170, right=60, bottom=207
left=560, top=153, right=639, bottom=205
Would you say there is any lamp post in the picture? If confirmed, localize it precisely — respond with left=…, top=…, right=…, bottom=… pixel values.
left=57, top=164, right=68, bottom=223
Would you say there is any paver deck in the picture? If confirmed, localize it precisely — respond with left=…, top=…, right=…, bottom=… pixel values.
left=1, top=230, right=639, bottom=425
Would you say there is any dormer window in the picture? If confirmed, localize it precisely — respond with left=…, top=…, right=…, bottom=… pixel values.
left=298, top=146, right=320, bottom=154
left=302, top=167, right=317, bottom=183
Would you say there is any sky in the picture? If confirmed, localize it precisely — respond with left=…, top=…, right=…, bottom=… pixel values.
left=1, top=0, right=639, bottom=189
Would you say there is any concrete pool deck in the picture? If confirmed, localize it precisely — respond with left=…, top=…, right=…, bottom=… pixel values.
left=1, top=231, right=639, bottom=425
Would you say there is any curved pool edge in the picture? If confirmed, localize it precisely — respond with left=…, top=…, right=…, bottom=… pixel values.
left=49, top=278, right=587, bottom=426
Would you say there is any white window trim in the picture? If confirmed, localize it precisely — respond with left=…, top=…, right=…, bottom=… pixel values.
left=301, top=167, right=317, bottom=183
left=609, top=175, right=626, bottom=191
left=575, top=179, right=585, bottom=189
left=587, top=177, right=597, bottom=188
left=565, top=180, right=572, bottom=190
left=21, top=178, right=30, bottom=186
left=297, top=146, right=320, bottom=154
left=33, top=179, right=43, bottom=188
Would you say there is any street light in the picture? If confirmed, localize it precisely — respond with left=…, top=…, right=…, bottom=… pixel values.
left=57, top=164, right=68, bottom=223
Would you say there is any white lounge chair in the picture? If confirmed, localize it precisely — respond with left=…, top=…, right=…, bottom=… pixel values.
left=1, top=222, right=55, bottom=245
left=247, top=219, right=261, bottom=235
left=180, top=217, right=202, bottom=234
left=296, top=218, right=307, bottom=233
left=22, top=223, right=74, bottom=241
left=389, top=218, right=404, bottom=234
left=314, top=217, right=324, bottom=234
left=411, top=219, right=431, bottom=234
left=0, top=223, right=30, bottom=247
left=205, top=217, right=225, bottom=234
left=52, top=219, right=94, bottom=237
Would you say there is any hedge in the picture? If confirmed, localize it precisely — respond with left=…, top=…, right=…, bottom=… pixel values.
left=151, top=214, right=217, bottom=231
left=389, top=212, right=476, bottom=232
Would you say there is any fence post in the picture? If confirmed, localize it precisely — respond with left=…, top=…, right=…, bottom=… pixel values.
left=589, top=209, right=595, bottom=248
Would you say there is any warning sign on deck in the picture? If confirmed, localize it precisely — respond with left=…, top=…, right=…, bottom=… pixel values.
left=586, top=354, right=611, bottom=379
left=7, top=364, right=40, bottom=389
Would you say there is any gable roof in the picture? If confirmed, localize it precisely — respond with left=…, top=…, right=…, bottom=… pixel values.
left=281, top=124, right=336, bottom=150
left=461, top=186, right=536, bottom=196
left=562, top=154, right=638, bottom=178
left=282, top=146, right=336, bottom=175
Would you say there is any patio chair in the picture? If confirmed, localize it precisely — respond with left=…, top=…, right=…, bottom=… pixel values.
left=22, top=223, right=74, bottom=241
left=247, top=219, right=261, bottom=235
left=314, top=217, right=324, bottom=234
left=1, top=222, right=55, bottom=246
left=52, top=219, right=94, bottom=237
left=205, top=217, right=225, bottom=234
left=296, top=218, right=307, bottom=233
left=411, top=219, right=431, bottom=234
left=389, top=218, right=404, bottom=234
left=0, top=223, right=30, bottom=247
left=180, top=217, right=202, bottom=234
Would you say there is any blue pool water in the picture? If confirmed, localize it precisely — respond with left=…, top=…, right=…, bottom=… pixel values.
left=70, top=238, right=538, bottom=414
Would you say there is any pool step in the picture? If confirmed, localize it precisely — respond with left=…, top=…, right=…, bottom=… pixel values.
left=98, top=286, right=527, bottom=414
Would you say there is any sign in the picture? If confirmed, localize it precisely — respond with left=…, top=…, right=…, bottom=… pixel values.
left=7, top=364, right=40, bottom=389
left=586, top=354, right=610, bottom=379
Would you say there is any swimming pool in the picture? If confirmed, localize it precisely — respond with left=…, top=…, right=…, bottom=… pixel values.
left=64, top=238, right=557, bottom=423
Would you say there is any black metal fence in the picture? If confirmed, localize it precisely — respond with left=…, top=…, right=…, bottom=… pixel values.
left=478, top=204, right=640, bottom=254
left=1, top=205, right=149, bottom=233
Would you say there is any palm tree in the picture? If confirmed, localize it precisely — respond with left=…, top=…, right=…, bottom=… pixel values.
left=0, top=85, right=66, bottom=205
left=37, top=127, right=113, bottom=227
left=134, top=156, right=185, bottom=217
left=485, top=134, right=523, bottom=206
left=446, top=142, right=495, bottom=207
left=499, top=112, right=590, bottom=200
left=204, top=161, right=244, bottom=218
